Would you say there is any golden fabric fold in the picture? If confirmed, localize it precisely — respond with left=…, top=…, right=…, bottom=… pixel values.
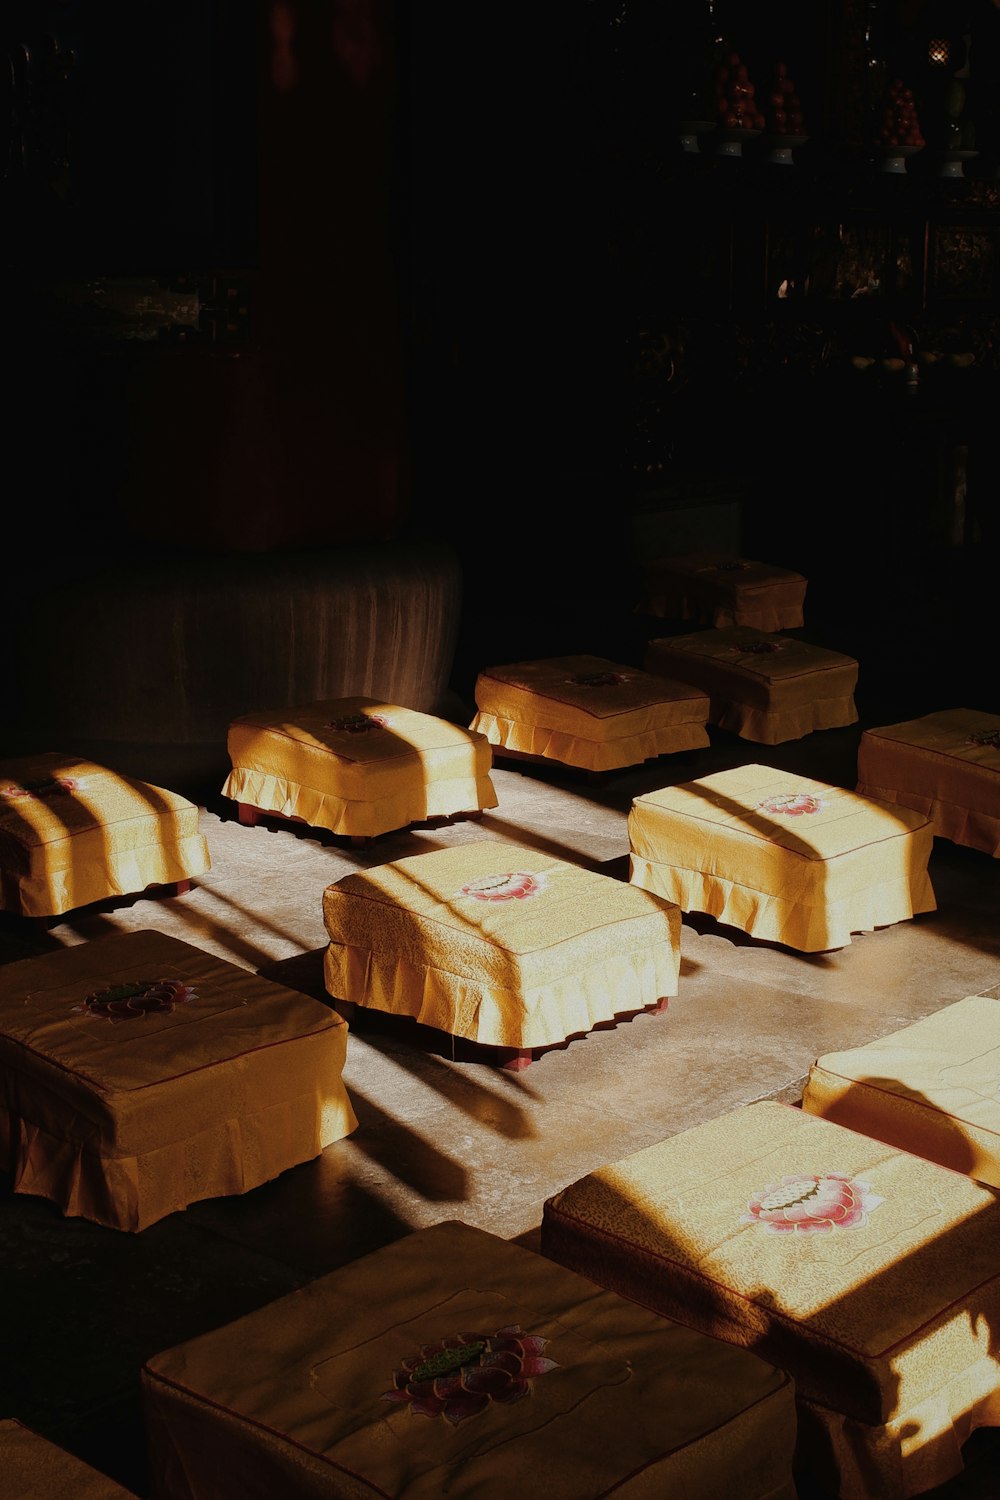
left=644, top=629, right=858, bottom=744
left=222, top=697, right=498, bottom=838
left=470, top=655, right=710, bottom=770
left=323, top=841, right=681, bottom=1049
left=142, top=1219, right=798, bottom=1500
left=802, top=994, right=1000, bottom=1189
left=857, top=709, right=1000, bottom=857
left=638, top=552, right=807, bottom=631
left=541, top=1100, right=1000, bottom=1500
left=0, top=930, right=357, bottom=1231
left=628, top=763, right=935, bottom=951
left=0, top=1419, right=136, bottom=1499
left=0, top=753, right=210, bottom=918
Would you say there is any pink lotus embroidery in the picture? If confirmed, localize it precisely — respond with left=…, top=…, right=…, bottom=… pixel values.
left=743, top=1173, right=884, bottom=1234
left=326, top=713, right=387, bottom=734
left=967, top=729, right=1000, bottom=750
left=460, top=872, right=543, bottom=902
left=73, top=979, right=197, bottom=1022
left=382, top=1325, right=558, bottom=1425
left=740, top=639, right=783, bottom=654
left=571, top=671, right=629, bottom=687
left=1, top=776, right=79, bottom=801
left=758, top=792, right=824, bottom=817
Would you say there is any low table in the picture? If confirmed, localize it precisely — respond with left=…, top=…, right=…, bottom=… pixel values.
left=323, top=840, right=681, bottom=1066
left=803, top=993, right=1000, bottom=1190
left=644, top=627, right=858, bottom=744
left=142, top=1219, right=798, bottom=1500
left=541, top=1100, right=1000, bottom=1500
left=856, top=708, right=1000, bottom=858
left=628, top=762, right=936, bottom=952
left=0, top=753, right=210, bottom=919
left=469, top=654, right=710, bottom=773
left=0, top=929, right=358, bottom=1231
left=638, top=551, right=808, bottom=631
left=0, top=1419, right=137, bottom=1498
left=222, top=696, right=498, bottom=842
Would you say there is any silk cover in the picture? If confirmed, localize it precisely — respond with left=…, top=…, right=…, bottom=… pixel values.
left=628, top=762, right=935, bottom=951
left=0, top=1420, right=136, bottom=1499
left=541, top=1100, right=1000, bottom=1499
left=469, top=655, right=710, bottom=771
left=857, top=709, right=1000, bottom=857
left=222, top=697, right=498, bottom=839
left=142, top=1218, right=797, bottom=1500
left=803, top=994, right=1000, bottom=1189
left=323, top=841, right=681, bottom=1048
left=0, top=930, right=357, bottom=1231
left=644, top=629, right=858, bottom=744
left=638, top=552, right=808, bottom=631
left=0, top=753, right=210, bottom=918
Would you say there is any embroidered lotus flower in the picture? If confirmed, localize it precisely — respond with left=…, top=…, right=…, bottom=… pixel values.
left=73, top=978, right=197, bottom=1022
left=327, top=713, right=387, bottom=734
left=967, top=729, right=1000, bottom=750
left=571, top=671, right=628, bottom=687
left=1, top=775, right=78, bottom=801
left=460, top=872, right=543, bottom=902
left=741, top=639, right=782, bottom=654
left=758, top=792, right=824, bottom=817
left=382, top=1325, right=558, bottom=1424
left=743, top=1173, right=884, bottom=1234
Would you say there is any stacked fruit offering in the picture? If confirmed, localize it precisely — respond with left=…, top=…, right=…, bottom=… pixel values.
left=878, top=80, right=925, bottom=150
left=764, top=61, right=807, bottom=137
left=712, top=50, right=765, bottom=132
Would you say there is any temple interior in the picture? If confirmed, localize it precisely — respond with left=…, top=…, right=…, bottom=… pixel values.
left=2, top=3, right=1000, bottom=1497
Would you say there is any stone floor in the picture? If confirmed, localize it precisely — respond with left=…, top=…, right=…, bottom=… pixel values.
left=2, top=720, right=1000, bottom=1498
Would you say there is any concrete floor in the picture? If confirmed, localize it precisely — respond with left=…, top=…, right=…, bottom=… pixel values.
left=3, top=718, right=1000, bottom=1498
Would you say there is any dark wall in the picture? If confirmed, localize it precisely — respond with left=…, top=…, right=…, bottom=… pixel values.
left=2, top=0, right=407, bottom=556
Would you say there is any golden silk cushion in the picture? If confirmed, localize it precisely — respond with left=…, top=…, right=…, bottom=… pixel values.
left=542, top=1100, right=1000, bottom=1499
left=0, top=1420, right=137, bottom=1499
left=469, top=655, right=710, bottom=772
left=222, top=696, right=498, bottom=838
left=803, top=994, right=1000, bottom=1189
left=628, top=763, right=935, bottom=951
left=639, top=552, right=807, bottom=631
left=323, top=840, right=681, bottom=1049
left=0, top=929, right=357, bottom=1231
left=0, top=753, right=210, bottom=918
left=142, top=1219, right=798, bottom=1500
left=857, top=708, right=1000, bottom=857
left=644, top=628, right=858, bottom=744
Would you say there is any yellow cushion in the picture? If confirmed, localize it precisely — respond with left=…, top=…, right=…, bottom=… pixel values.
left=142, top=1219, right=798, bottom=1500
left=470, top=655, right=710, bottom=771
left=323, top=840, right=681, bottom=1049
left=803, top=994, right=1000, bottom=1189
left=628, top=762, right=935, bottom=951
left=0, top=753, right=210, bottom=918
left=0, top=929, right=357, bottom=1231
left=644, top=628, right=858, bottom=744
left=857, top=708, right=1000, bottom=857
left=639, top=552, right=807, bottom=631
left=0, top=1420, right=136, bottom=1499
left=222, top=696, right=498, bottom=838
left=542, top=1100, right=1000, bottom=1500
